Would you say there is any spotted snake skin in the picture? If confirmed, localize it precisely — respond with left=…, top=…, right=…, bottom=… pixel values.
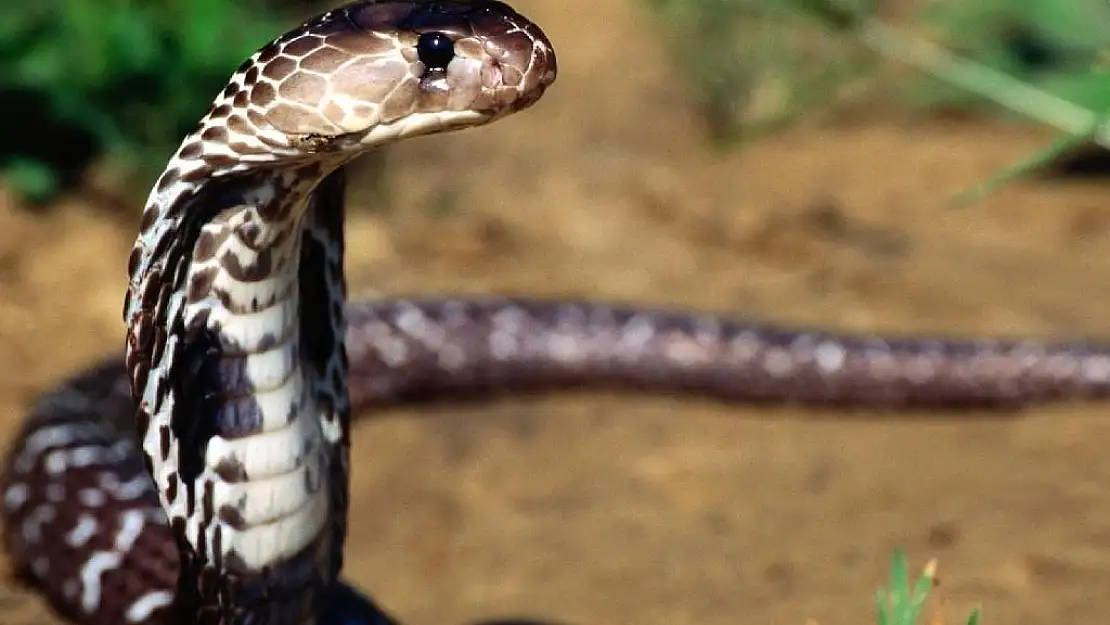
left=7, top=2, right=1110, bottom=625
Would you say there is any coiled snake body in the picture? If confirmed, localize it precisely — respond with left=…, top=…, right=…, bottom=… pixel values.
left=6, top=2, right=1110, bottom=624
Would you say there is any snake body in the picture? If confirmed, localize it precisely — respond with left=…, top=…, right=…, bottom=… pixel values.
left=6, top=1, right=1110, bottom=624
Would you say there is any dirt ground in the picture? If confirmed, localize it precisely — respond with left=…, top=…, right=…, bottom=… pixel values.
left=7, top=1, right=1110, bottom=624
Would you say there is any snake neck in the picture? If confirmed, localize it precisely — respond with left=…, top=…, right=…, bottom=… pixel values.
left=136, top=166, right=352, bottom=624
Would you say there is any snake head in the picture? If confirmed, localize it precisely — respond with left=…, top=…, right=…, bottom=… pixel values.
left=206, top=0, right=557, bottom=158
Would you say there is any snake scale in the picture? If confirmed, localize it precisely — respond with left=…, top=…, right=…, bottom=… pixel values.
left=5, top=1, right=1110, bottom=624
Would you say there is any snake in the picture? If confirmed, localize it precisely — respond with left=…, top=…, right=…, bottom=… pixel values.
left=6, top=1, right=1110, bottom=624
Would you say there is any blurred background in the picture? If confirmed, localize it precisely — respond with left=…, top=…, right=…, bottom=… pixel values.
left=5, top=0, right=1110, bottom=623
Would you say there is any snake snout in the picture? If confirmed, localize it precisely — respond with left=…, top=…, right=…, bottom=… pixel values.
left=476, top=7, right=557, bottom=113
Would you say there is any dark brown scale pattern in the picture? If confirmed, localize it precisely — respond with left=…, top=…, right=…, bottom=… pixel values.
left=159, top=170, right=333, bottom=625
left=341, top=299, right=1110, bottom=409
left=344, top=298, right=1110, bottom=409
left=300, top=172, right=353, bottom=605
left=1, top=361, right=179, bottom=625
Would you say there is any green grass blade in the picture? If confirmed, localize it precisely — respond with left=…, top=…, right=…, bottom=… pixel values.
left=890, top=550, right=910, bottom=621
left=904, top=558, right=937, bottom=625
left=875, top=551, right=958, bottom=625
left=951, top=113, right=1106, bottom=206
left=876, top=586, right=891, bottom=625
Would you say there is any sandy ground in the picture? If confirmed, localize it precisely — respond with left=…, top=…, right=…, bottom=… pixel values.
left=6, top=1, right=1110, bottom=624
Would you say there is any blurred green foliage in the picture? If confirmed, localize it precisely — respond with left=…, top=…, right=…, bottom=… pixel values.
left=911, top=0, right=1110, bottom=116
left=641, top=0, right=1110, bottom=150
left=639, top=0, right=880, bottom=144
left=0, top=0, right=289, bottom=205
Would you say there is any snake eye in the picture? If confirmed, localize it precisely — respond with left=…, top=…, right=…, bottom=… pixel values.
left=416, top=32, right=455, bottom=70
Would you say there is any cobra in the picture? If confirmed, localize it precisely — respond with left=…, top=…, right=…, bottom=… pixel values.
left=8, top=1, right=1110, bottom=624
left=126, top=2, right=551, bottom=623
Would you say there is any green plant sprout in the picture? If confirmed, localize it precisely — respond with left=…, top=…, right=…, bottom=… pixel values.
left=876, top=551, right=981, bottom=625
